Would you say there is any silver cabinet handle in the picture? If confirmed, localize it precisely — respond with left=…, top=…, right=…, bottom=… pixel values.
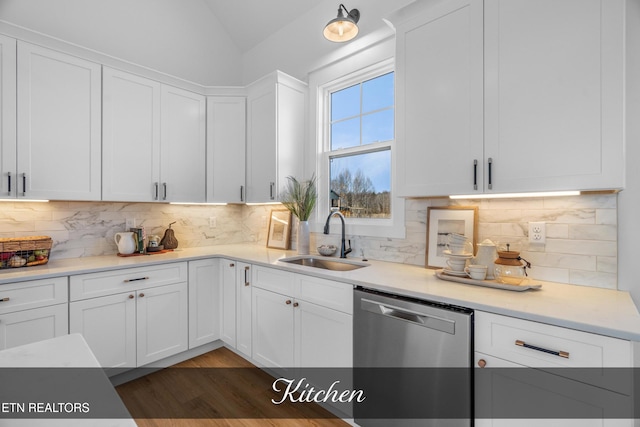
left=473, top=159, right=478, bottom=190
left=7, top=172, right=11, bottom=194
left=162, top=182, right=167, bottom=200
left=515, top=340, right=569, bottom=359
left=124, top=277, right=149, bottom=283
left=487, top=158, right=493, bottom=190
left=244, top=265, right=250, bottom=286
left=22, top=173, right=26, bottom=196
left=240, top=185, right=244, bottom=202
left=154, top=182, right=159, bottom=200
left=269, top=182, right=275, bottom=200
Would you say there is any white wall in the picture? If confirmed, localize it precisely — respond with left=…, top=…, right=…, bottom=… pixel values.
left=241, top=0, right=413, bottom=84
left=0, top=0, right=243, bottom=86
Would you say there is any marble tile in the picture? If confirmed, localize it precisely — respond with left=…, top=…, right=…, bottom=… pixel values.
left=0, top=193, right=620, bottom=291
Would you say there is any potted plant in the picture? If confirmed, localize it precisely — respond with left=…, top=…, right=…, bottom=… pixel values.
left=280, top=174, right=317, bottom=254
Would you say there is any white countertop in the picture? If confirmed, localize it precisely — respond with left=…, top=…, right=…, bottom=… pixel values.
left=2, top=244, right=640, bottom=341
left=0, top=334, right=136, bottom=426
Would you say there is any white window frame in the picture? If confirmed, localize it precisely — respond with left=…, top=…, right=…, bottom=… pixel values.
left=310, top=56, right=405, bottom=239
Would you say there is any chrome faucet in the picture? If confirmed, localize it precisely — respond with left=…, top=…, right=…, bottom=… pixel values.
left=323, top=211, right=352, bottom=258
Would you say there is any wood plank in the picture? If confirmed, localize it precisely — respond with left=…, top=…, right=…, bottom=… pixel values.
left=116, top=347, right=349, bottom=427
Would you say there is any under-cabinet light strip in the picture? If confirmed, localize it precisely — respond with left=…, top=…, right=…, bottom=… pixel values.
left=449, top=191, right=580, bottom=199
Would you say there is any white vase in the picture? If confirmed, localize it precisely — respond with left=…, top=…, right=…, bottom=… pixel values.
left=298, top=220, right=310, bottom=255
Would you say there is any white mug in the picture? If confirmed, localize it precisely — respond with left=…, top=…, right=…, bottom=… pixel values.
left=465, top=265, right=488, bottom=280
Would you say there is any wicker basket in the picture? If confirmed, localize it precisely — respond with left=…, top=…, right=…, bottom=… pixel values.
left=0, top=236, right=52, bottom=268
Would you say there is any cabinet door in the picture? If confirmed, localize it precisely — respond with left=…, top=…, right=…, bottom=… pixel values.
left=17, top=42, right=101, bottom=200
left=252, top=287, right=294, bottom=368
left=220, top=259, right=237, bottom=347
left=102, top=67, right=161, bottom=202
left=484, top=0, right=625, bottom=192
left=394, top=0, right=484, bottom=197
left=188, top=258, right=220, bottom=349
left=235, top=262, right=252, bottom=358
left=294, top=299, right=352, bottom=368
left=70, top=292, right=136, bottom=368
left=246, top=81, right=277, bottom=203
left=160, top=85, right=206, bottom=203
left=474, top=353, right=632, bottom=427
left=0, top=303, right=68, bottom=351
left=207, top=96, right=246, bottom=203
left=0, top=35, right=16, bottom=200
left=136, top=282, right=188, bottom=366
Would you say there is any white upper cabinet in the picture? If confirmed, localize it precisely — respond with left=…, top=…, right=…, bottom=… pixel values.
left=0, top=35, right=16, bottom=200
left=102, top=67, right=161, bottom=202
left=160, top=85, right=206, bottom=203
left=246, top=71, right=306, bottom=203
left=393, top=0, right=625, bottom=197
left=102, top=68, right=206, bottom=202
left=206, top=96, right=246, bottom=203
left=394, top=0, right=484, bottom=197
left=483, top=0, right=624, bottom=193
left=16, top=42, right=102, bottom=200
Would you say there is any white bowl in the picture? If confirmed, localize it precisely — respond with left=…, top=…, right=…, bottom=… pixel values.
left=317, top=245, right=337, bottom=256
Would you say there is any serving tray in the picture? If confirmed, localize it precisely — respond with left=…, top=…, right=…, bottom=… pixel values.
left=435, top=270, right=542, bottom=292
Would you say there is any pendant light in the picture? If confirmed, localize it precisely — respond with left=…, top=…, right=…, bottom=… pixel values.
left=323, top=4, right=360, bottom=42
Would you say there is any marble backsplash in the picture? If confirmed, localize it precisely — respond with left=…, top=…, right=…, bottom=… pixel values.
left=0, top=193, right=618, bottom=290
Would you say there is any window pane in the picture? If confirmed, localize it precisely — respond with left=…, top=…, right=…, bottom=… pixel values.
left=331, top=84, right=360, bottom=121
left=330, top=150, right=391, bottom=219
left=362, top=72, right=394, bottom=113
left=331, top=117, right=360, bottom=150
left=362, top=109, right=394, bottom=145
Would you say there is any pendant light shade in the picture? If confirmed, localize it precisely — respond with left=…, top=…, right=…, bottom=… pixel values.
left=323, top=4, right=360, bottom=42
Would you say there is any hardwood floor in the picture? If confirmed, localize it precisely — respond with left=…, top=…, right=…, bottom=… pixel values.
left=116, top=347, right=350, bottom=427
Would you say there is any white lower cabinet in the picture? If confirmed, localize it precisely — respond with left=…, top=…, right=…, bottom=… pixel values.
left=69, top=263, right=188, bottom=368
left=0, top=277, right=68, bottom=350
left=252, top=287, right=294, bottom=368
left=188, top=259, right=220, bottom=349
left=235, top=262, right=253, bottom=358
left=474, top=311, right=633, bottom=426
left=220, top=259, right=237, bottom=347
left=251, top=265, right=353, bottom=369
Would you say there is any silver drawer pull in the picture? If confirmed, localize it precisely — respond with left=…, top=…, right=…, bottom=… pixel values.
left=0, top=297, right=10, bottom=302
left=124, top=277, right=149, bottom=283
left=515, top=339, right=570, bottom=359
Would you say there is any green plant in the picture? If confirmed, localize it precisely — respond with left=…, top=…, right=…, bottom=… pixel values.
left=280, top=174, right=317, bottom=221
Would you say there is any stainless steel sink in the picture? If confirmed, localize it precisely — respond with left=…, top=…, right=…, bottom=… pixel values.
left=279, top=256, right=369, bottom=271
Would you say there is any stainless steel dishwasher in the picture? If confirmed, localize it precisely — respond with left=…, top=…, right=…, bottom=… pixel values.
left=353, top=287, right=473, bottom=426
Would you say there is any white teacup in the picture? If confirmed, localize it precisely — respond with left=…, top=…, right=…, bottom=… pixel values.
left=465, top=264, right=488, bottom=280
left=446, top=258, right=467, bottom=272
left=448, top=233, right=467, bottom=244
left=447, top=242, right=471, bottom=255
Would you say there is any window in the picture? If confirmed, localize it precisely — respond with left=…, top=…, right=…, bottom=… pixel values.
left=327, top=71, right=394, bottom=219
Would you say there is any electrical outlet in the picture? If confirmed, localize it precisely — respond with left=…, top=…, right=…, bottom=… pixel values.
left=125, top=218, right=136, bottom=230
left=528, top=222, right=546, bottom=244
left=209, top=217, right=217, bottom=228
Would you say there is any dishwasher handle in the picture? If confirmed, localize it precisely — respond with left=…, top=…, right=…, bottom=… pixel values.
left=360, top=297, right=455, bottom=335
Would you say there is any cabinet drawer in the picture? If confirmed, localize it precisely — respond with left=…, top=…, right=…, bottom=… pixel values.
left=70, top=262, right=187, bottom=301
left=0, top=278, right=68, bottom=315
left=475, top=311, right=631, bottom=394
left=294, top=275, right=353, bottom=315
left=252, top=265, right=294, bottom=295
